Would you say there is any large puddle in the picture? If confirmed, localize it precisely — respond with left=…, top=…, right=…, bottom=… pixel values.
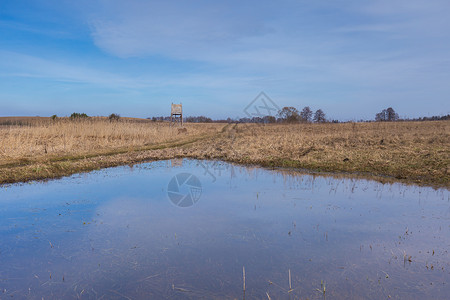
left=0, top=159, right=449, bottom=299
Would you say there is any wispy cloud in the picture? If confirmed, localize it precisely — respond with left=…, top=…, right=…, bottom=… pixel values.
left=86, top=0, right=450, bottom=74
left=0, top=51, right=148, bottom=88
left=88, top=0, right=272, bottom=59
left=1, top=0, right=449, bottom=118
left=0, top=50, right=265, bottom=93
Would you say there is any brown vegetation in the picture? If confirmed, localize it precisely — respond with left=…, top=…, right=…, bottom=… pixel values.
left=0, top=118, right=219, bottom=165
left=207, top=121, right=449, bottom=187
left=0, top=118, right=448, bottom=187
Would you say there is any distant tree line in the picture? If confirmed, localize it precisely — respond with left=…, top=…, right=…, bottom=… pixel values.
left=185, top=116, right=213, bottom=123
left=372, top=108, right=449, bottom=122
left=401, top=114, right=449, bottom=122
left=146, top=106, right=447, bottom=124
left=192, top=106, right=329, bottom=124
left=49, top=113, right=122, bottom=122
left=48, top=108, right=448, bottom=124
left=148, top=116, right=214, bottom=123
left=276, top=106, right=327, bottom=123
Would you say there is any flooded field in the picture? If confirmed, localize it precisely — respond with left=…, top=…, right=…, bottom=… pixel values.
left=0, top=159, right=449, bottom=299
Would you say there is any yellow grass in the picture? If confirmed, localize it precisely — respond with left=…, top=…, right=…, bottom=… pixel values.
left=0, top=118, right=222, bottom=165
left=0, top=118, right=448, bottom=187
left=210, top=121, right=449, bottom=186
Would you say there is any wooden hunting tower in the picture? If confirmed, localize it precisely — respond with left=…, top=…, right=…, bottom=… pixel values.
left=171, top=103, right=183, bottom=126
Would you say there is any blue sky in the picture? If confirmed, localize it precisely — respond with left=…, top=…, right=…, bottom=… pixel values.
left=0, top=0, right=449, bottom=120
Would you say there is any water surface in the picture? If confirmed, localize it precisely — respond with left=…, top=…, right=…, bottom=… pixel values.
left=0, top=159, right=449, bottom=299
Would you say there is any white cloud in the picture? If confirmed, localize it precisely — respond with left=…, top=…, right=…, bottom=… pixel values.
left=2, top=0, right=450, bottom=118
left=88, top=0, right=272, bottom=59
left=85, top=0, right=450, bottom=70
left=0, top=50, right=267, bottom=94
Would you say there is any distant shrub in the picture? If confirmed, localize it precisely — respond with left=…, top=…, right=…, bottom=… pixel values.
left=109, top=113, right=120, bottom=122
left=70, top=112, right=89, bottom=119
left=51, top=114, right=58, bottom=120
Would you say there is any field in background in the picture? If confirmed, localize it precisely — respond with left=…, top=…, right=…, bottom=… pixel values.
left=211, top=121, right=449, bottom=186
left=0, top=117, right=223, bottom=165
left=0, top=117, right=448, bottom=187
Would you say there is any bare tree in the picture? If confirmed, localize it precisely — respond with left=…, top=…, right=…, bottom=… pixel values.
left=375, top=111, right=385, bottom=121
left=386, top=107, right=399, bottom=121
left=313, top=109, right=326, bottom=123
left=300, top=106, right=313, bottom=122
left=375, top=107, right=399, bottom=121
left=278, top=107, right=300, bottom=123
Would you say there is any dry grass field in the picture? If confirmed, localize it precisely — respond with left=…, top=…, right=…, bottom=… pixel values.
left=0, top=117, right=221, bottom=165
left=0, top=118, right=448, bottom=187
left=204, top=121, right=449, bottom=186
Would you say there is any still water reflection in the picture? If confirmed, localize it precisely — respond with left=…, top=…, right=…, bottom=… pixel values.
left=0, top=159, right=449, bottom=299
